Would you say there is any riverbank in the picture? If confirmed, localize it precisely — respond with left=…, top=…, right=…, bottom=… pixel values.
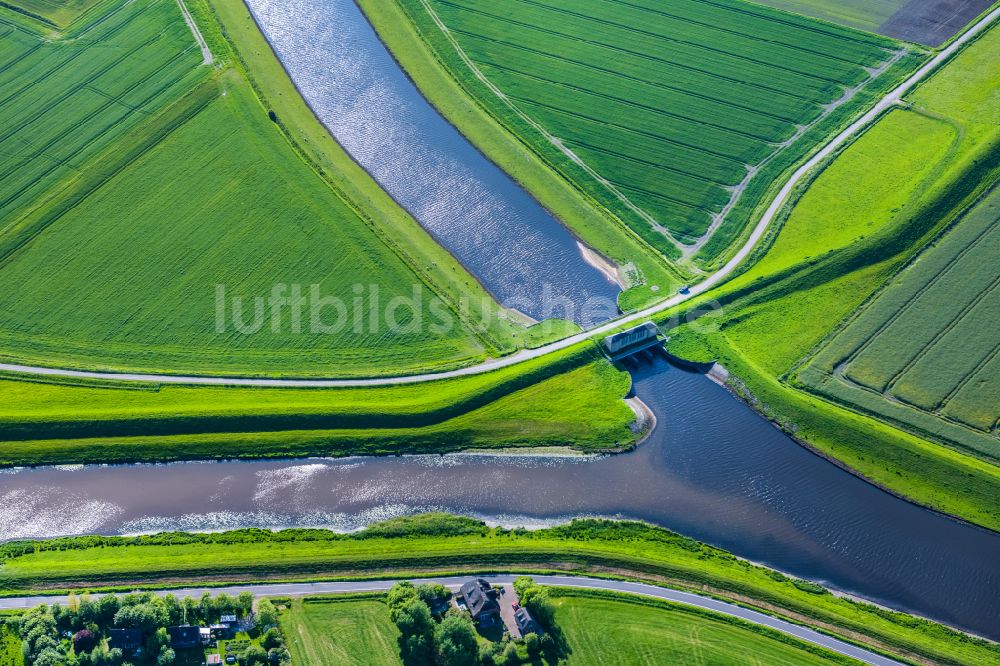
left=0, top=515, right=995, bottom=665
left=0, top=347, right=638, bottom=468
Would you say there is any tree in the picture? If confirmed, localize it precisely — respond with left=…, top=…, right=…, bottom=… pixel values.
left=242, top=643, right=268, bottom=666
left=255, top=599, right=278, bottom=629
left=33, top=648, right=65, bottom=666
left=394, top=600, right=434, bottom=640
left=415, top=583, right=448, bottom=607
left=260, top=627, right=283, bottom=651
left=156, top=647, right=176, bottom=666
left=434, top=614, right=478, bottom=666
left=163, top=595, right=181, bottom=626
left=72, top=629, right=97, bottom=653
left=393, top=600, right=434, bottom=665
left=237, top=592, right=254, bottom=616
left=114, top=601, right=168, bottom=634
left=267, top=647, right=290, bottom=664
left=386, top=582, right=419, bottom=620
left=523, top=632, right=539, bottom=653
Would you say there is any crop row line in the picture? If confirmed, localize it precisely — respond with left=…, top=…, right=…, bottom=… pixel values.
left=884, top=268, right=1000, bottom=399
left=602, top=177, right=717, bottom=217
left=0, top=33, right=42, bottom=73
left=689, top=0, right=892, bottom=49
left=484, top=0, right=851, bottom=86
left=419, top=0, right=684, bottom=252
left=434, top=0, right=821, bottom=105
left=514, top=97, right=753, bottom=167
left=476, top=56, right=785, bottom=144
left=935, top=340, right=1000, bottom=415
left=814, top=364, right=995, bottom=440
left=455, top=29, right=807, bottom=125
left=603, top=0, right=884, bottom=68
left=0, top=6, right=141, bottom=111
left=0, top=45, right=197, bottom=219
left=837, top=218, right=1000, bottom=387
left=559, top=137, right=739, bottom=188
left=0, top=37, right=191, bottom=184
left=0, top=78, right=219, bottom=273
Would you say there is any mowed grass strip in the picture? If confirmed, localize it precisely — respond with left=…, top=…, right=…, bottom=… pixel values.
left=550, top=590, right=854, bottom=665
left=279, top=597, right=400, bottom=666
left=405, top=0, right=898, bottom=254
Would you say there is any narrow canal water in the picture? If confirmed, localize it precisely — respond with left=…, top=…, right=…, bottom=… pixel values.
left=3, top=358, right=998, bottom=639
left=243, top=0, right=620, bottom=326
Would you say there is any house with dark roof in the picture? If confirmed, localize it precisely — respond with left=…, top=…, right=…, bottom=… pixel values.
left=167, top=625, right=201, bottom=649
left=108, top=628, right=142, bottom=653
left=459, top=579, right=501, bottom=625
left=514, top=607, right=541, bottom=636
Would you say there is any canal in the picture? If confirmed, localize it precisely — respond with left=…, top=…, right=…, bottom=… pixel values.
left=3, top=358, right=998, bottom=638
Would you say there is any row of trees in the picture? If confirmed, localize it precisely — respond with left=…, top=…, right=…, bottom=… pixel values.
left=14, top=592, right=280, bottom=666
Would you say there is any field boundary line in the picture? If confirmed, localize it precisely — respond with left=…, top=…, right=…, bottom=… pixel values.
left=0, top=6, right=996, bottom=386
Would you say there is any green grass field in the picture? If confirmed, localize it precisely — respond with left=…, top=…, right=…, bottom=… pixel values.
left=662, top=21, right=1000, bottom=530
left=803, top=185, right=1000, bottom=458
left=0, top=0, right=561, bottom=379
left=0, top=346, right=638, bottom=466
left=275, top=589, right=856, bottom=666
left=383, top=0, right=913, bottom=268
left=750, top=0, right=907, bottom=33
left=0, top=0, right=107, bottom=27
left=2, top=517, right=996, bottom=666
left=280, top=596, right=400, bottom=666
left=551, top=590, right=852, bottom=665
left=0, top=0, right=510, bottom=375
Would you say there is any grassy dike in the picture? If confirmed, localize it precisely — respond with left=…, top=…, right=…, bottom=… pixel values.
left=649, top=21, right=1000, bottom=532
left=1, top=516, right=996, bottom=666
left=0, top=345, right=638, bottom=467
left=354, top=0, right=686, bottom=310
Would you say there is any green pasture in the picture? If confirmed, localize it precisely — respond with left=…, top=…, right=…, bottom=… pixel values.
left=662, top=21, right=1000, bottom=530
left=2, top=517, right=996, bottom=666
left=387, top=0, right=905, bottom=264
left=551, top=590, right=853, bottom=665
left=280, top=596, right=400, bottom=666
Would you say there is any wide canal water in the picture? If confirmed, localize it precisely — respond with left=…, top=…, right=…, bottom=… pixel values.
left=3, top=358, right=998, bottom=638
left=242, top=0, right=620, bottom=326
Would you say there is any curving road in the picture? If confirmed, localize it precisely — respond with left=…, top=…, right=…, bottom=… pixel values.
left=0, top=7, right=997, bottom=388
left=0, top=574, right=902, bottom=665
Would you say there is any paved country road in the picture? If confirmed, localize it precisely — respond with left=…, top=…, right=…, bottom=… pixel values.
left=0, top=7, right=997, bottom=388
left=0, top=574, right=902, bottom=665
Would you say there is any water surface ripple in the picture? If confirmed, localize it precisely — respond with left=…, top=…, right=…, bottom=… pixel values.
left=3, top=359, right=998, bottom=639
left=244, top=0, right=620, bottom=325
